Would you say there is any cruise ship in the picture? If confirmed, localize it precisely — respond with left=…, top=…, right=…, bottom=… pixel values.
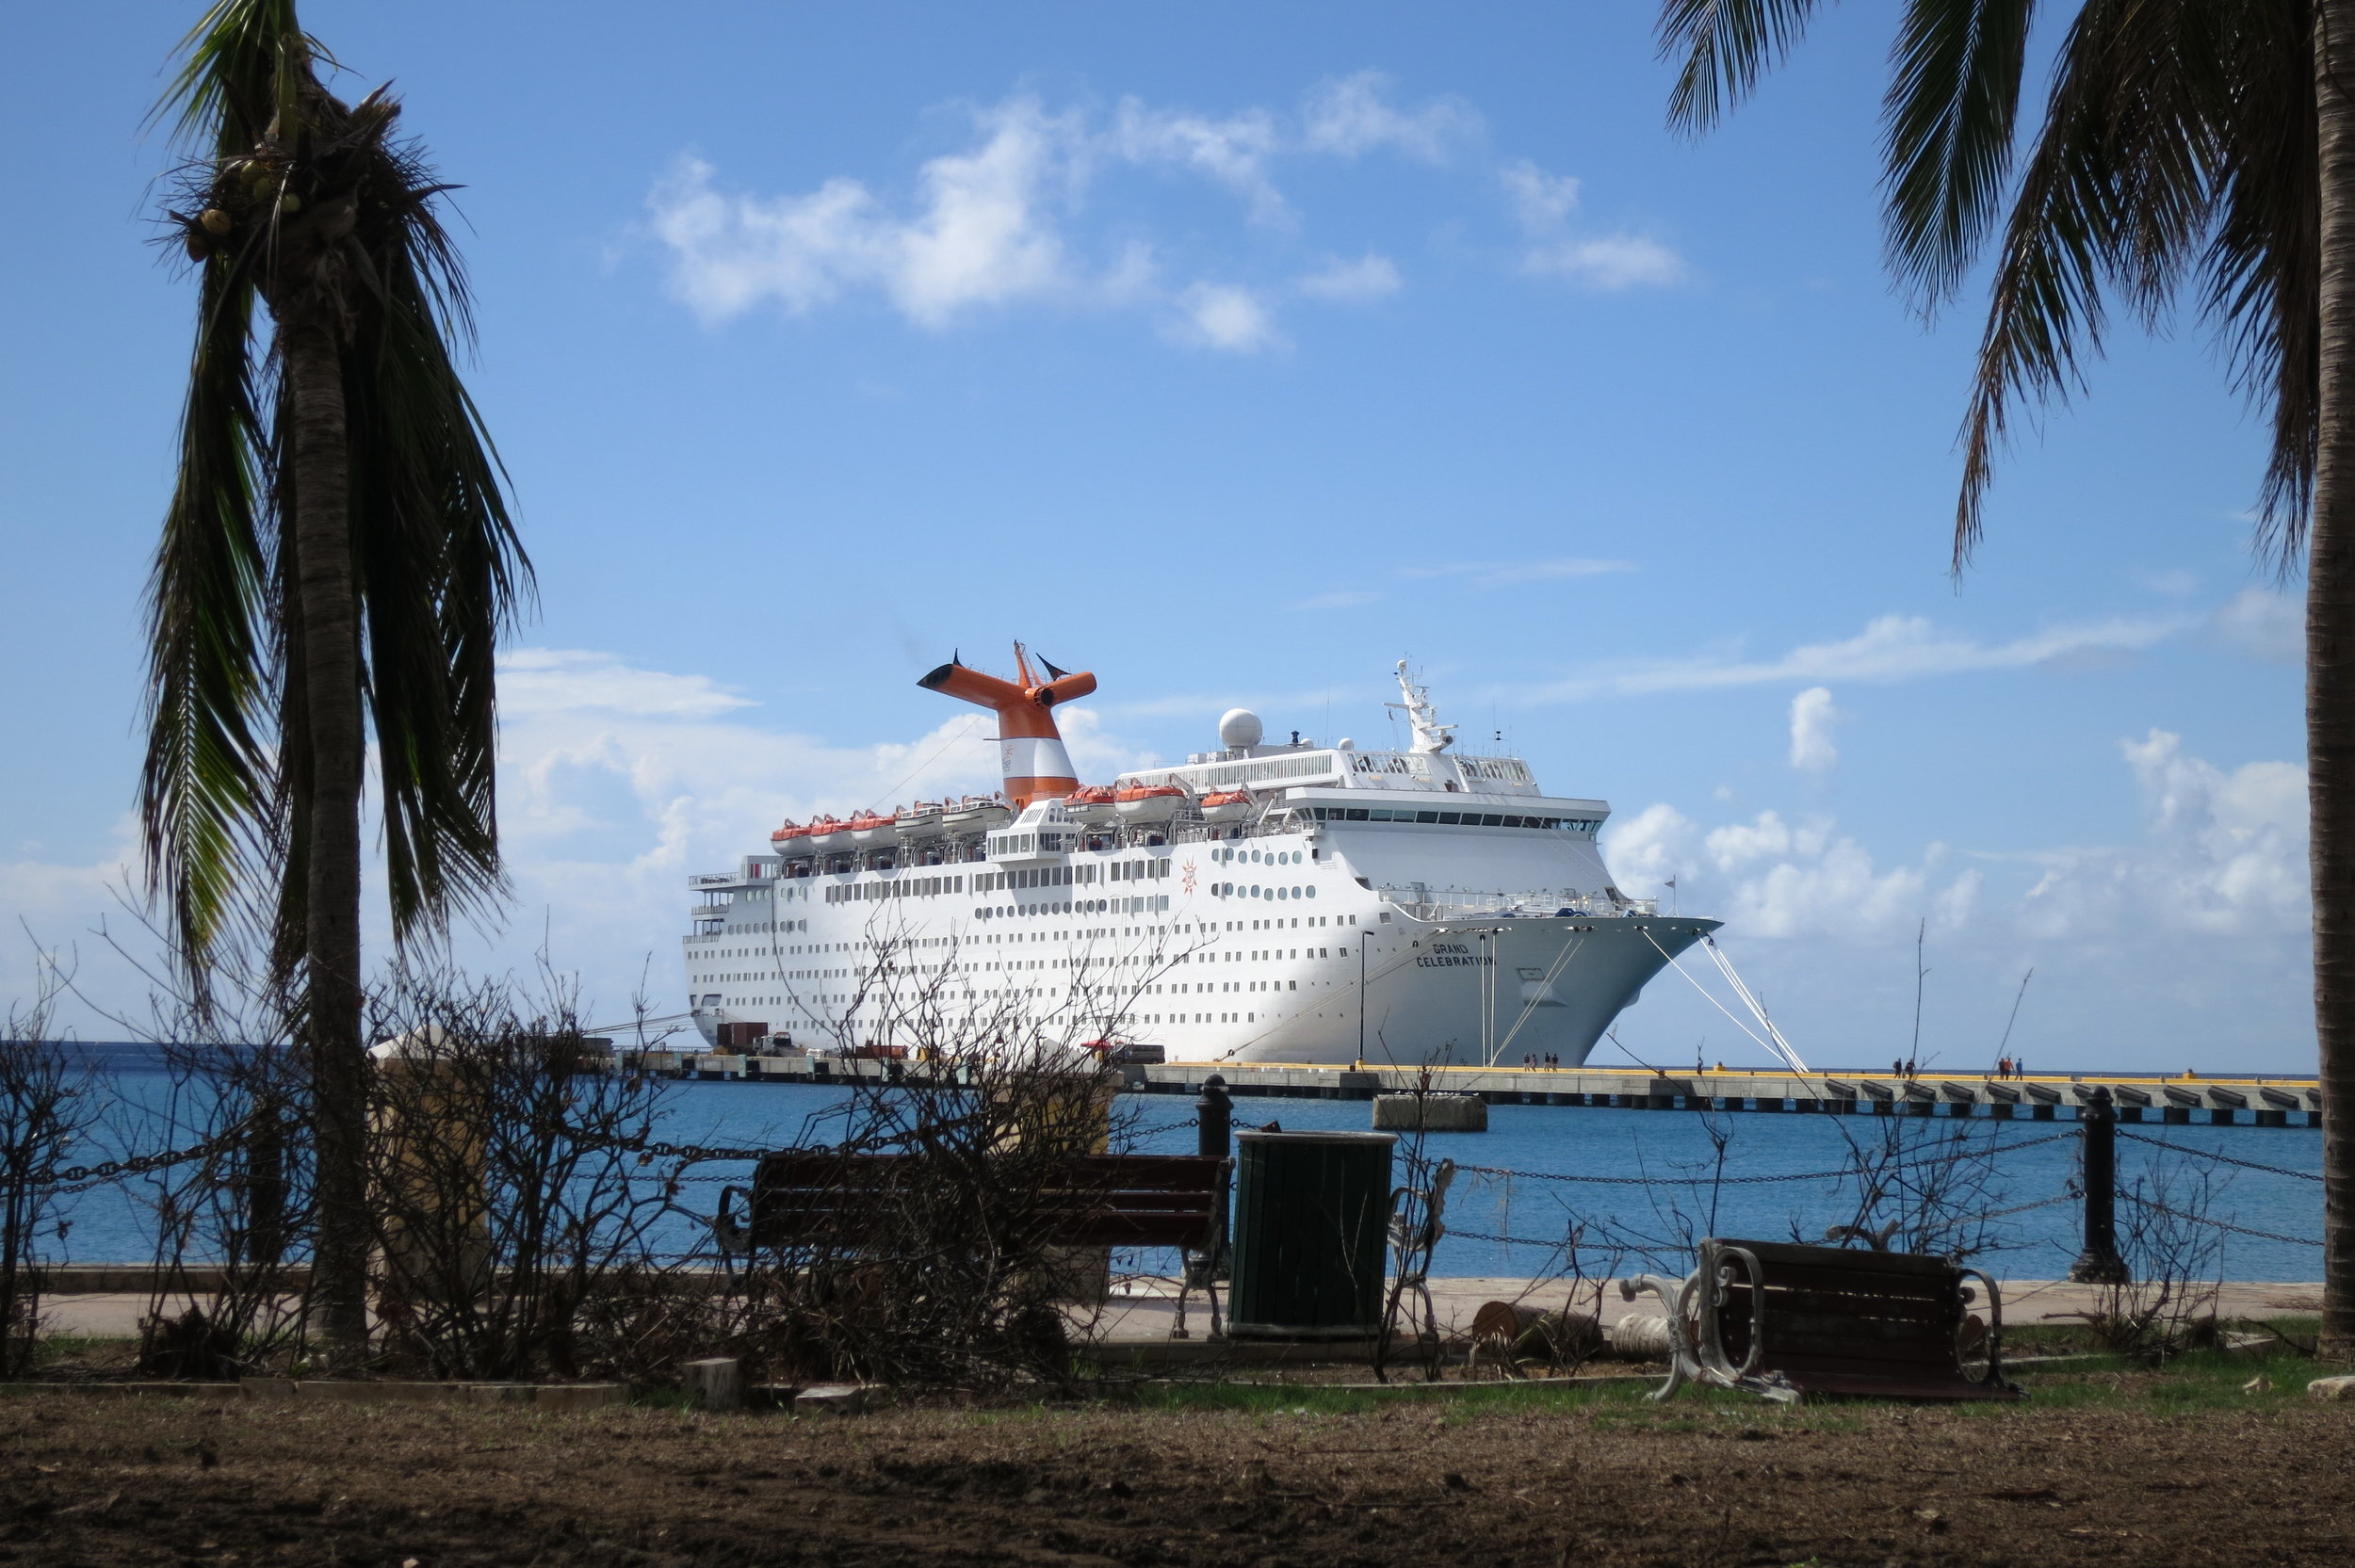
left=684, top=648, right=1718, bottom=1067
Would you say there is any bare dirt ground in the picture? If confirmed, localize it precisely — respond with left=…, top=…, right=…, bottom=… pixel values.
left=5, top=1371, right=2353, bottom=1567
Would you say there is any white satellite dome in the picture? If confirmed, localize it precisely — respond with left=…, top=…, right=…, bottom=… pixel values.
left=1218, top=708, right=1264, bottom=749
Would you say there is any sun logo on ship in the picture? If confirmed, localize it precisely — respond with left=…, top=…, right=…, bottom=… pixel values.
left=1181, top=858, right=1197, bottom=894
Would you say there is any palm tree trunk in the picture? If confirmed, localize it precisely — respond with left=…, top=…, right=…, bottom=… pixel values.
left=282, top=318, right=370, bottom=1355
left=2313, top=0, right=2355, bottom=1365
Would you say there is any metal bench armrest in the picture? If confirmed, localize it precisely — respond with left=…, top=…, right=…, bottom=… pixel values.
left=1697, top=1242, right=1768, bottom=1383
left=1957, top=1266, right=2009, bottom=1390
left=1620, top=1270, right=1701, bottom=1402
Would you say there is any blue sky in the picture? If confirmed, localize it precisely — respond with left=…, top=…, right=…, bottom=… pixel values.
left=0, top=2, right=2312, bottom=1072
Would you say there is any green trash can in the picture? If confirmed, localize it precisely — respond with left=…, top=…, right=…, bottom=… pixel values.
left=1228, top=1130, right=1396, bottom=1339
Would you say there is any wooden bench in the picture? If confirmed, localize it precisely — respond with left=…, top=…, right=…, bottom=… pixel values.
left=743, top=1151, right=1229, bottom=1338
left=1621, top=1237, right=2016, bottom=1404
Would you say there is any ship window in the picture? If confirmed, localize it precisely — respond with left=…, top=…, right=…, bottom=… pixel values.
left=1481, top=814, right=1503, bottom=827
left=1416, top=811, right=1439, bottom=823
left=1437, top=812, right=1460, bottom=825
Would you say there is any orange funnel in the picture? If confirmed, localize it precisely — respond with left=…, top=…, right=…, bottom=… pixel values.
left=917, top=643, right=1097, bottom=808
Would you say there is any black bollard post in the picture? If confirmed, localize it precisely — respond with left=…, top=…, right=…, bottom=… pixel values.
left=243, top=1094, right=286, bottom=1269
left=1184, top=1074, right=1235, bottom=1341
left=1197, top=1074, right=1232, bottom=1160
left=2068, top=1087, right=2130, bottom=1285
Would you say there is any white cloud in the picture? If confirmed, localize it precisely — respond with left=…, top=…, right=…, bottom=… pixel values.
left=1788, top=687, right=1841, bottom=772
left=1169, top=283, right=1283, bottom=354
left=1596, top=730, right=2313, bottom=1072
left=2018, top=730, right=2307, bottom=940
left=1522, top=611, right=2194, bottom=703
left=1112, top=99, right=1288, bottom=225
left=2211, top=584, right=2301, bottom=664
left=1606, top=729, right=2302, bottom=953
left=1502, top=159, right=1684, bottom=290
left=2133, top=567, right=2199, bottom=597
left=1599, top=801, right=1696, bottom=891
left=1300, top=71, right=1481, bottom=162
left=1398, top=558, right=1633, bottom=589
left=1722, top=838, right=1932, bottom=940
left=647, top=82, right=1659, bottom=348
left=498, top=648, right=755, bottom=719
left=648, top=99, right=1079, bottom=329
left=1297, top=251, right=1403, bottom=302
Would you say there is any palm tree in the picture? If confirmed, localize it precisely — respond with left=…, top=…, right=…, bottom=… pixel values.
left=143, top=0, right=529, bottom=1350
left=1655, top=0, right=2353, bottom=1358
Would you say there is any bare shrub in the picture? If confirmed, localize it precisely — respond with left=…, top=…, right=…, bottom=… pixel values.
left=1817, top=1110, right=2013, bottom=1262
left=360, top=971, right=672, bottom=1381
left=1, top=996, right=98, bottom=1378
left=134, top=1040, right=315, bottom=1378
left=739, top=1041, right=1130, bottom=1390
left=725, top=914, right=1186, bottom=1392
left=1374, top=1064, right=1451, bottom=1383
left=2076, top=1161, right=2227, bottom=1360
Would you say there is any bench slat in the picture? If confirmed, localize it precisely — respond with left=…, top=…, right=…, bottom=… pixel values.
left=1725, top=1239, right=1957, bottom=1277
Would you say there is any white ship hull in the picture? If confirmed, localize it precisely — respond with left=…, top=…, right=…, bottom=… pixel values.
left=687, top=815, right=1714, bottom=1068
left=687, top=657, right=1718, bottom=1068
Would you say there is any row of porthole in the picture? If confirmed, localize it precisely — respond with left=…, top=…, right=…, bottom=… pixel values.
left=1212, top=882, right=1316, bottom=900
left=1214, top=846, right=1303, bottom=865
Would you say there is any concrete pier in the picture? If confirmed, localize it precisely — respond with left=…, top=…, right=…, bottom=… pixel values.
left=649, top=1055, right=2323, bottom=1130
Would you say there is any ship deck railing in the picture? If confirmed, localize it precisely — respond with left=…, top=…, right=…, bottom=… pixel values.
left=1376, top=888, right=1661, bottom=922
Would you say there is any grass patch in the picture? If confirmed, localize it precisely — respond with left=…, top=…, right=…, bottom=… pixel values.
left=1123, top=1374, right=1661, bottom=1418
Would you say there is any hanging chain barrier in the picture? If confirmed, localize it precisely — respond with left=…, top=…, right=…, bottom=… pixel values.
left=2119, top=1192, right=2324, bottom=1249
left=1456, top=1127, right=2080, bottom=1191
left=2115, top=1131, right=2324, bottom=1182
left=30, top=1130, right=245, bottom=1197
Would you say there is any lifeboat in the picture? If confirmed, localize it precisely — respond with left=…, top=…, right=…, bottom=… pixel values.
left=802, top=815, right=852, bottom=850
left=1114, top=784, right=1186, bottom=822
left=895, top=800, right=947, bottom=839
left=1198, top=789, right=1253, bottom=822
left=768, top=819, right=810, bottom=849
left=847, top=811, right=897, bottom=846
left=942, top=793, right=1013, bottom=832
left=1065, top=784, right=1118, bottom=824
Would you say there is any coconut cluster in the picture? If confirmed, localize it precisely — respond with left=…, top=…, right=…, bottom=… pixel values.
left=181, top=150, right=306, bottom=262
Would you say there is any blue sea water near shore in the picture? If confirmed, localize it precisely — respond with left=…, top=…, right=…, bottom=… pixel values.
left=33, top=1044, right=2327, bottom=1282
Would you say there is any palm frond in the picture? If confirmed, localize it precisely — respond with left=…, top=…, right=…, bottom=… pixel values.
left=1658, top=0, right=1827, bottom=135
left=1950, top=0, right=2257, bottom=567
left=1882, top=0, right=2039, bottom=309
left=154, top=0, right=322, bottom=157
left=141, top=252, right=275, bottom=974
left=343, top=118, right=530, bottom=945
left=2202, top=0, right=2318, bottom=565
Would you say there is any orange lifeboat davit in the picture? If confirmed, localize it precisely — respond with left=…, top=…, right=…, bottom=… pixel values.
left=1066, top=784, right=1119, bottom=824
left=1198, top=788, right=1253, bottom=822
left=1114, top=783, right=1186, bottom=822
left=942, top=793, right=1013, bottom=832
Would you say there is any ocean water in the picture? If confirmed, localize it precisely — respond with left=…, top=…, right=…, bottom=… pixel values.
left=30, top=1051, right=2327, bottom=1282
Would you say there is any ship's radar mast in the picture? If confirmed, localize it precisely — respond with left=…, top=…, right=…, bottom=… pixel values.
left=1389, top=659, right=1455, bottom=753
